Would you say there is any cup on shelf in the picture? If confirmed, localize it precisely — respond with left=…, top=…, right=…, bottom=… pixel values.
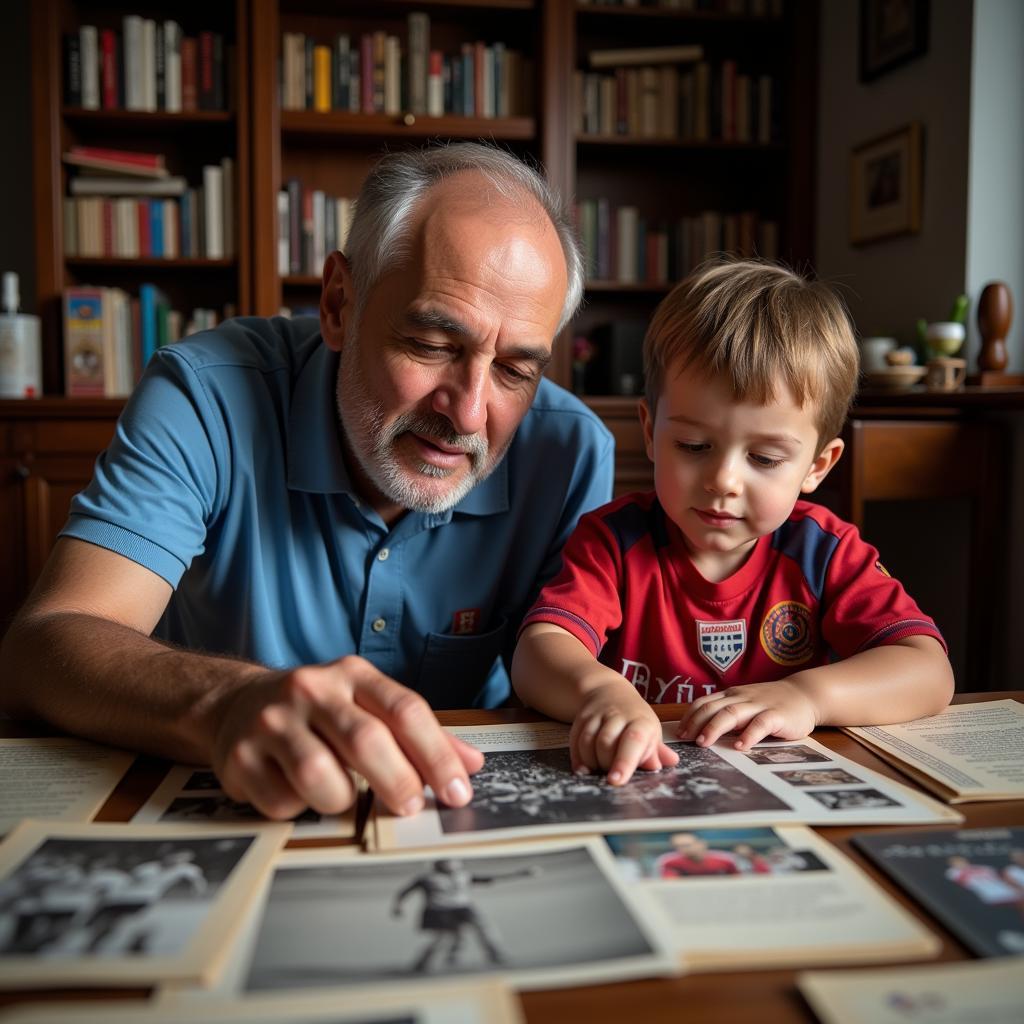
left=858, top=336, right=897, bottom=372
left=925, top=356, right=967, bottom=392
left=925, top=321, right=966, bottom=358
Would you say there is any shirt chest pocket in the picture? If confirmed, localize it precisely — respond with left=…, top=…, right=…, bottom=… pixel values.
left=416, top=617, right=509, bottom=710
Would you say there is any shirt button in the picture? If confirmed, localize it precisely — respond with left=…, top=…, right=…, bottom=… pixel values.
left=372, top=618, right=386, bottom=633
left=377, top=547, right=390, bottom=561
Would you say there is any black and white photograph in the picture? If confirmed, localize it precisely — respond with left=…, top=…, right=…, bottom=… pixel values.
left=182, top=771, right=224, bottom=792
left=605, top=827, right=829, bottom=881
left=806, top=788, right=902, bottom=811
left=239, top=841, right=674, bottom=993
left=134, top=765, right=357, bottom=840
left=0, top=821, right=288, bottom=987
left=0, top=980, right=522, bottom=1024
left=437, top=743, right=790, bottom=835
left=773, top=769, right=866, bottom=788
left=743, top=745, right=834, bottom=766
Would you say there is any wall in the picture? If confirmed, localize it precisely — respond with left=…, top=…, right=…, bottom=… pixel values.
left=0, top=0, right=35, bottom=313
left=816, top=0, right=974, bottom=347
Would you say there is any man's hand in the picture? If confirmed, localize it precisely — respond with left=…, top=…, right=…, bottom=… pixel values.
left=211, top=655, right=484, bottom=820
left=675, top=680, right=820, bottom=750
left=570, top=683, right=678, bottom=786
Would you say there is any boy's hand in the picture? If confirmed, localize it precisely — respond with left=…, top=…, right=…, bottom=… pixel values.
left=571, top=684, right=679, bottom=785
left=676, top=680, right=820, bottom=750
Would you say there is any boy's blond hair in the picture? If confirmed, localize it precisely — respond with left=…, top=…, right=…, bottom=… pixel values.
left=643, top=259, right=859, bottom=447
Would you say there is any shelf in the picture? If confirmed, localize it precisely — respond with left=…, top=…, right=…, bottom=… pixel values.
left=66, top=258, right=237, bottom=271
left=577, top=135, right=786, bottom=151
left=292, top=0, right=535, bottom=13
left=280, top=110, right=535, bottom=141
left=63, top=108, right=233, bottom=126
left=283, top=275, right=322, bottom=287
left=576, top=2, right=782, bottom=22
left=585, top=280, right=673, bottom=294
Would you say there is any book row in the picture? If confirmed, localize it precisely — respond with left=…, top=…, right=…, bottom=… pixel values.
left=64, top=161, right=235, bottom=261
left=576, top=199, right=779, bottom=285
left=576, top=62, right=777, bottom=143
left=281, top=16, right=531, bottom=118
left=579, top=0, right=783, bottom=14
left=63, top=285, right=230, bottom=397
left=64, top=19, right=228, bottom=112
left=278, top=183, right=353, bottom=278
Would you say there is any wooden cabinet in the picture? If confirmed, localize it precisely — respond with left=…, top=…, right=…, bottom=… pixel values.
left=0, top=399, right=120, bottom=628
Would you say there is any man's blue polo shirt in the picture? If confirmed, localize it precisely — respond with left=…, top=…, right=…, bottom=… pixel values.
left=61, top=316, right=614, bottom=709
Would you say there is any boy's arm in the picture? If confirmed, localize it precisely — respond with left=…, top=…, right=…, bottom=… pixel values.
left=677, top=635, right=953, bottom=749
left=512, top=623, right=678, bottom=783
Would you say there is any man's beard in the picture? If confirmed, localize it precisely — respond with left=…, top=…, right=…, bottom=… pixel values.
left=335, top=336, right=507, bottom=514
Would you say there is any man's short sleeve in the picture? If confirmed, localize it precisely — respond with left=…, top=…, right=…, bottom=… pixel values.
left=60, top=347, right=226, bottom=587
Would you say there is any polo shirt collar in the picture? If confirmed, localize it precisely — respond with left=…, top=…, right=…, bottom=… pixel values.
left=286, top=336, right=510, bottom=518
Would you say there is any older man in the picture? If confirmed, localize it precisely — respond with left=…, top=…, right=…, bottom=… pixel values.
left=0, top=144, right=613, bottom=820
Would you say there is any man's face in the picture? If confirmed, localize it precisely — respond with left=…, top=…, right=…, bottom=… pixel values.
left=672, top=833, right=706, bottom=857
left=327, top=177, right=567, bottom=521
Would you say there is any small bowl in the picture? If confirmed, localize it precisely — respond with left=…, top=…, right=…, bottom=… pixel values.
left=864, top=366, right=927, bottom=390
left=925, top=321, right=966, bottom=357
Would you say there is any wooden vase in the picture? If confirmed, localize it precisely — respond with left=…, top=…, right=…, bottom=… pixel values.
left=977, top=281, right=1012, bottom=372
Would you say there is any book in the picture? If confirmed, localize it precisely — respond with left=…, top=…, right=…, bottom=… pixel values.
left=852, top=827, right=1024, bottom=958
left=63, top=148, right=168, bottom=179
left=139, top=283, right=169, bottom=367
left=844, top=699, right=1024, bottom=803
left=79, top=25, right=99, bottom=110
left=606, top=824, right=939, bottom=970
left=69, top=176, right=186, bottom=197
left=63, top=288, right=107, bottom=396
left=799, top=959, right=1024, bottom=1024
left=589, top=44, right=703, bottom=69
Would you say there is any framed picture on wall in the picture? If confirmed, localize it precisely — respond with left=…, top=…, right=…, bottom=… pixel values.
left=849, top=122, right=922, bottom=245
left=859, top=0, right=930, bottom=82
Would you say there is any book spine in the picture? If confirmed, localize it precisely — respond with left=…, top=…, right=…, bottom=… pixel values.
left=277, top=191, right=290, bottom=275
left=220, top=156, right=234, bottom=258
left=137, top=199, right=151, bottom=257
left=164, top=21, right=182, bottom=113
left=178, top=191, right=190, bottom=258
left=199, top=32, right=215, bottom=111
left=427, top=50, right=443, bottom=117
left=301, top=187, right=314, bottom=274
left=154, top=22, right=166, bottom=111
left=64, top=34, right=82, bottom=107
left=63, top=288, right=107, bottom=396
left=181, top=37, right=198, bottom=111
left=360, top=35, right=374, bottom=114
left=203, top=165, right=224, bottom=259
left=372, top=31, right=386, bottom=113
left=212, top=34, right=224, bottom=110
left=313, top=45, right=331, bottom=112
left=100, top=29, right=118, bottom=110
left=384, top=35, right=401, bottom=116
left=312, top=189, right=326, bottom=272
left=122, top=16, right=142, bottom=110
left=139, top=283, right=158, bottom=367
left=80, top=25, right=100, bottom=110
left=287, top=178, right=302, bottom=274
left=334, top=34, right=350, bottom=111
left=407, top=12, right=429, bottom=116
left=141, top=18, right=156, bottom=112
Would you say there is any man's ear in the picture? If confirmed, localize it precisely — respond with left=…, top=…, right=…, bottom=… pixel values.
left=638, top=398, right=655, bottom=463
left=320, top=251, right=355, bottom=353
left=801, top=437, right=844, bottom=494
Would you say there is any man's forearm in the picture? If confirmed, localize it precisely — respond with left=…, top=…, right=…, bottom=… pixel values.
left=0, top=610, right=264, bottom=763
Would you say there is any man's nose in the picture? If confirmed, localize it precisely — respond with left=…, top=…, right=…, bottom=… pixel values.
left=432, top=362, right=488, bottom=437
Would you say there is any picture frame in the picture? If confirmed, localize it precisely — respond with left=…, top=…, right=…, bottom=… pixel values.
left=859, top=0, right=930, bottom=82
left=849, top=122, right=923, bottom=246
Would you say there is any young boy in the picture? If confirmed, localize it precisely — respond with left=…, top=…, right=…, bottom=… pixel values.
left=512, top=260, right=953, bottom=785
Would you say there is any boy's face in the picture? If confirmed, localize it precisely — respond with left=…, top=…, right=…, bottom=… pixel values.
left=639, top=361, right=843, bottom=582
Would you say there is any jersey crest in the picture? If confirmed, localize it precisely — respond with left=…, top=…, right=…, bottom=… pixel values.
left=696, top=618, right=746, bottom=673
left=760, top=600, right=815, bottom=665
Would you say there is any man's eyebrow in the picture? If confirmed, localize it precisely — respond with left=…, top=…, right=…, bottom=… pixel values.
left=406, top=308, right=552, bottom=369
left=666, top=414, right=802, bottom=447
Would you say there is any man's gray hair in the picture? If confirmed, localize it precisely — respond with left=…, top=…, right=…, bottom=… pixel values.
left=344, top=142, right=584, bottom=334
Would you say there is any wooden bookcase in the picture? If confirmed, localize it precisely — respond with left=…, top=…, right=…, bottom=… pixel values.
left=31, top=0, right=252, bottom=395
left=4, top=0, right=818, bottom=626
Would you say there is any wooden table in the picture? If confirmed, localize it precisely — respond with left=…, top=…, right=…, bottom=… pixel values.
left=1, top=692, right=1021, bottom=1022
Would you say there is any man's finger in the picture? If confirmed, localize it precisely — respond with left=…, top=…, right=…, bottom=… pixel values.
left=449, top=734, right=485, bottom=775
left=734, top=710, right=783, bottom=751
left=347, top=667, right=475, bottom=809
left=223, top=742, right=308, bottom=820
left=698, top=703, right=754, bottom=747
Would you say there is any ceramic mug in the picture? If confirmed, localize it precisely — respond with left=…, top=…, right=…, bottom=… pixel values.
left=925, top=356, right=967, bottom=391
left=858, top=336, right=897, bottom=372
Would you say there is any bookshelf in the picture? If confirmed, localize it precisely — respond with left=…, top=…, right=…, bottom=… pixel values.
left=4, top=0, right=818, bottom=624
left=31, top=0, right=251, bottom=395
